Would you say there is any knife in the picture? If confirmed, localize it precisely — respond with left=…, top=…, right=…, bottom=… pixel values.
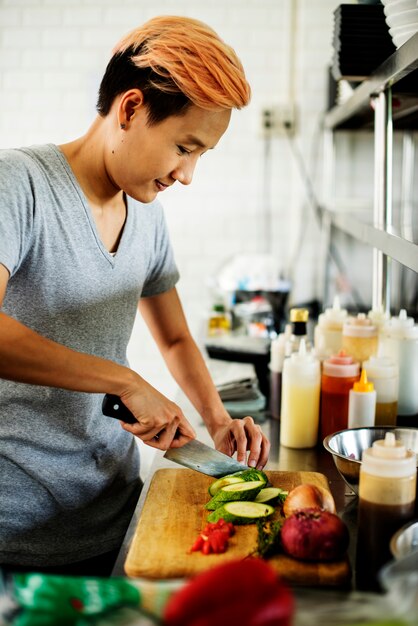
left=102, top=394, right=248, bottom=477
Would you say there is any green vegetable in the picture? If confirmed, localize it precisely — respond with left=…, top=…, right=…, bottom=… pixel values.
left=254, top=519, right=283, bottom=558
left=254, top=487, right=288, bottom=505
left=208, top=475, right=245, bottom=497
left=225, top=468, right=268, bottom=485
left=205, top=480, right=265, bottom=510
left=207, top=501, right=275, bottom=524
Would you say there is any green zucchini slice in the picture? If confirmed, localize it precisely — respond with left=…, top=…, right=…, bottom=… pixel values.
left=208, top=475, right=245, bottom=497
left=254, top=487, right=288, bottom=505
left=205, top=480, right=265, bottom=511
left=207, top=501, right=275, bottom=525
left=225, top=468, right=268, bottom=485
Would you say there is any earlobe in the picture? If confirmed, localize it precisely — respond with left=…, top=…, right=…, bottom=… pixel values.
left=118, top=88, right=145, bottom=128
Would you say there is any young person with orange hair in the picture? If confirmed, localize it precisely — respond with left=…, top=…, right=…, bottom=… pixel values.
left=0, top=16, right=270, bottom=575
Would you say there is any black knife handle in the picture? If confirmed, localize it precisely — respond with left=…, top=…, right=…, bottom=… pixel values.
left=102, top=394, right=137, bottom=424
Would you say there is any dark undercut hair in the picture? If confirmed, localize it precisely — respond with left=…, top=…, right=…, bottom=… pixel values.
left=96, top=46, right=191, bottom=126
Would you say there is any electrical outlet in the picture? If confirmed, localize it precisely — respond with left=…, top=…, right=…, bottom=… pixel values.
left=260, top=104, right=296, bottom=137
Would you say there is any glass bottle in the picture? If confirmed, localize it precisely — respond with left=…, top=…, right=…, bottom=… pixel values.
left=287, top=308, right=311, bottom=354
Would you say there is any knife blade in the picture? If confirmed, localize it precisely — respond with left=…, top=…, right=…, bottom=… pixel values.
left=102, top=394, right=248, bottom=477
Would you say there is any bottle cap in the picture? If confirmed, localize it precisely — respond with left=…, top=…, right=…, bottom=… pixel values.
left=352, top=368, right=374, bottom=392
left=362, top=432, right=416, bottom=478
left=343, top=314, right=377, bottom=338
left=382, top=308, right=418, bottom=339
left=317, top=295, right=348, bottom=330
left=290, top=308, right=309, bottom=323
left=323, top=350, right=360, bottom=378
left=361, top=355, right=398, bottom=379
left=285, top=338, right=319, bottom=378
left=367, top=305, right=390, bottom=329
left=269, top=332, right=289, bottom=372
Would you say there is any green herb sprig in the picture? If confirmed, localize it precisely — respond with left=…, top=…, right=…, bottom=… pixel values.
left=255, top=519, right=283, bottom=558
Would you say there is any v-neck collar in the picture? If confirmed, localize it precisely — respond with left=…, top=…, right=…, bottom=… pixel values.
left=51, top=144, right=131, bottom=267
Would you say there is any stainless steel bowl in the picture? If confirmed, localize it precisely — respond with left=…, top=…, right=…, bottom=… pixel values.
left=390, top=519, right=418, bottom=560
left=323, top=427, right=418, bottom=495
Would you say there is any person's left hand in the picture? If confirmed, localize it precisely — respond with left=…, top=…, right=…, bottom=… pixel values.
left=211, top=417, right=270, bottom=471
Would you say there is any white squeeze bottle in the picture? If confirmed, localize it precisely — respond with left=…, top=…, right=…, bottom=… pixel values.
left=269, top=324, right=292, bottom=420
left=280, top=339, right=321, bottom=449
left=379, top=309, right=418, bottom=420
left=348, top=369, right=376, bottom=428
left=314, top=295, right=348, bottom=358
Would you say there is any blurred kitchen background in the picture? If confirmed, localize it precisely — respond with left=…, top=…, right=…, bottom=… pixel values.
left=1, top=0, right=417, bottom=407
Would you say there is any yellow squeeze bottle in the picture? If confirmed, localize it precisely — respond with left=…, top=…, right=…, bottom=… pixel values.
left=348, top=369, right=376, bottom=428
left=280, top=339, right=321, bottom=449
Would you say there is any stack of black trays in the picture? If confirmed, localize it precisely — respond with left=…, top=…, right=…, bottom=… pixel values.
left=332, top=3, right=396, bottom=82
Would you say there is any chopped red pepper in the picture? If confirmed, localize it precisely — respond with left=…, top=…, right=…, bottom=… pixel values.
left=189, top=518, right=235, bottom=555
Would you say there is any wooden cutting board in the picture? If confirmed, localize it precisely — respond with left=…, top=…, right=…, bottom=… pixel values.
left=124, top=469, right=351, bottom=587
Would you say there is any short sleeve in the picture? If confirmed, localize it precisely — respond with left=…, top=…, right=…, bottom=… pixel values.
left=141, top=205, right=180, bottom=297
left=0, top=151, right=34, bottom=277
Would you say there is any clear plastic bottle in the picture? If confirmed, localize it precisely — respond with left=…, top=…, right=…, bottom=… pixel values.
left=379, top=309, right=418, bottom=421
left=356, top=432, right=417, bottom=591
left=320, top=351, right=360, bottom=441
left=314, top=295, right=348, bottom=359
left=347, top=369, right=376, bottom=428
left=269, top=324, right=292, bottom=420
left=280, top=339, right=321, bottom=449
left=362, top=356, right=398, bottom=426
left=367, top=305, right=390, bottom=336
left=342, top=313, right=378, bottom=364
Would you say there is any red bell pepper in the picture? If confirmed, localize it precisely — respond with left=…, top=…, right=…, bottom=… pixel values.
left=164, top=557, right=294, bottom=626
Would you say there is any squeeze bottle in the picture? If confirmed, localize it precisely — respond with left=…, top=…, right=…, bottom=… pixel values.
left=269, top=324, right=292, bottom=420
left=367, top=305, right=390, bottom=336
left=347, top=369, right=376, bottom=428
left=356, top=432, right=417, bottom=591
left=361, top=356, right=398, bottom=426
left=320, top=351, right=360, bottom=440
left=379, top=309, right=418, bottom=420
left=280, top=339, right=320, bottom=449
left=314, top=295, right=347, bottom=358
left=342, top=314, right=378, bottom=364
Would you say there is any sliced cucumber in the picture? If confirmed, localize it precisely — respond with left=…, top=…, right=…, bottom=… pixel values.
left=207, top=501, right=275, bottom=525
left=254, top=487, right=288, bottom=505
left=208, top=475, right=245, bottom=497
left=205, top=480, right=265, bottom=511
left=225, top=468, right=268, bottom=486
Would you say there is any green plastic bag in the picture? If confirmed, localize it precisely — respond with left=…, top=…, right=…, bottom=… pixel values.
left=11, top=573, right=181, bottom=625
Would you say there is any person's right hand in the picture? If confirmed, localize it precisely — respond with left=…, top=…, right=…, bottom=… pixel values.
left=118, top=381, right=196, bottom=450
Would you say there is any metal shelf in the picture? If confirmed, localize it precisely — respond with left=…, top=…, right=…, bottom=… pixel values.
left=322, top=32, right=418, bottom=312
left=323, top=208, right=418, bottom=274
left=325, top=32, right=418, bottom=130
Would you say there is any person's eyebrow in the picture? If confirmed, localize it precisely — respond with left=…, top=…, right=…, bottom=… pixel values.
left=183, top=135, right=214, bottom=149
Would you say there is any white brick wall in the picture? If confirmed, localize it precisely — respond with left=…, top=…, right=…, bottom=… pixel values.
left=1, top=0, right=381, bottom=396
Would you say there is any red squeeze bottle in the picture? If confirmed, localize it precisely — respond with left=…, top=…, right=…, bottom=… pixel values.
left=320, top=350, right=360, bottom=440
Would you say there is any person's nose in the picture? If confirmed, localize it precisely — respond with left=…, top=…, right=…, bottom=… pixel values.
left=172, top=158, right=197, bottom=186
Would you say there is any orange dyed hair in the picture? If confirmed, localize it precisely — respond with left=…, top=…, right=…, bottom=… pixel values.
left=113, top=15, right=251, bottom=111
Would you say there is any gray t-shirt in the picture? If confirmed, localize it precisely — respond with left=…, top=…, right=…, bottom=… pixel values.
left=0, top=144, right=179, bottom=565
